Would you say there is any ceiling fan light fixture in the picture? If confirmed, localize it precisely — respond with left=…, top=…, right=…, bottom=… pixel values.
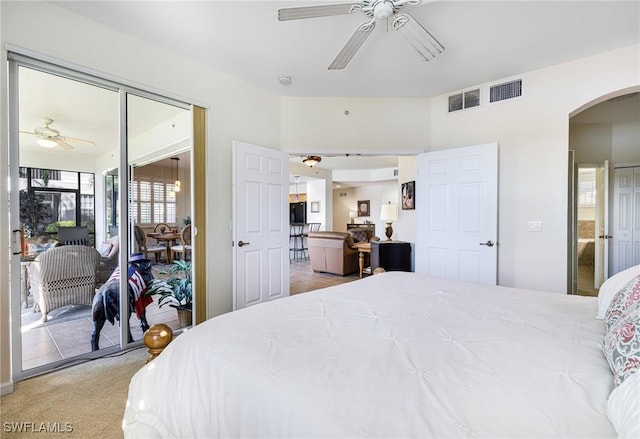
left=37, top=138, right=58, bottom=148
left=303, top=155, right=322, bottom=167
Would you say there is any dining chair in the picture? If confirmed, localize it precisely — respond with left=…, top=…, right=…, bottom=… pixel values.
left=134, top=225, right=167, bottom=263
left=171, top=225, right=192, bottom=261
left=152, top=223, right=172, bottom=245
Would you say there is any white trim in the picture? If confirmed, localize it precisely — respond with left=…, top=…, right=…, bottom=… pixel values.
left=1, top=380, right=15, bottom=396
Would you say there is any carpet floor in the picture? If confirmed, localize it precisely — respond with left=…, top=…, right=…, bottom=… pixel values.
left=1, top=347, right=147, bottom=438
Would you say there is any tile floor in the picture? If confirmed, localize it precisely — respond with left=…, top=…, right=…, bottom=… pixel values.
left=20, top=259, right=361, bottom=371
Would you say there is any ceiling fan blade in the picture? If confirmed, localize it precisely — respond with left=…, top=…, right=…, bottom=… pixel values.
left=55, top=139, right=75, bottom=151
left=19, top=130, right=37, bottom=136
left=392, top=13, right=444, bottom=62
left=60, top=136, right=96, bottom=146
left=329, top=21, right=376, bottom=70
left=278, top=3, right=361, bottom=21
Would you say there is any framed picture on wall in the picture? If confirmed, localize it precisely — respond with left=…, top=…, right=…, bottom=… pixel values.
left=310, top=201, right=320, bottom=213
left=357, top=200, right=370, bottom=217
left=402, top=181, right=415, bottom=210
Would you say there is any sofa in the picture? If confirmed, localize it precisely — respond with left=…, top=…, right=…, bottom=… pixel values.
left=307, top=231, right=359, bottom=276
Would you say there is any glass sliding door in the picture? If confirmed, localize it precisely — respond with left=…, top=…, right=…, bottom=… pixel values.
left=11, top=65, right=120, bottom=375
left=9, top=54, right=195, bottom=381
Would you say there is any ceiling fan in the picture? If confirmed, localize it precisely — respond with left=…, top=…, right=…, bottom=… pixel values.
left=20, top=117, right=95, bottom=150
left=278, top=0, right=444, bottom=70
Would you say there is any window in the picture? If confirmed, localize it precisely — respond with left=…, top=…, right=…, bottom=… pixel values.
left=19, top=167, right=95, bottom=243
left=448, top=89, right=480, bottom=112
left=130, top=176, right=176, bottom=225
left=578, top=168, right=597, bottom=207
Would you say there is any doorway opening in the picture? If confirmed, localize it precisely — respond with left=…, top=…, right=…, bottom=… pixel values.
left=576, top=167, right=598, bottom=296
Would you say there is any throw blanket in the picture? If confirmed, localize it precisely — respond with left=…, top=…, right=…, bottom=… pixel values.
left=105, top=265, right=153, bottom=321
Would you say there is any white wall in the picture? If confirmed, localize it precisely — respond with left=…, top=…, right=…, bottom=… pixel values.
left=612, top=121, right=640, bottom=163
left=332, top=182, right=398, bottom=237
left=428, top=45, right=639, bottom=292
left=281, top=97, right=431, bottom=153
left=305, top=180, right=326, bottom=229
left=396, top=156, right=418, bottom=244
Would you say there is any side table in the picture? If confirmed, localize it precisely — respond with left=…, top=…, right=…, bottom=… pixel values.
left=371, top=241, right=412, bottom=272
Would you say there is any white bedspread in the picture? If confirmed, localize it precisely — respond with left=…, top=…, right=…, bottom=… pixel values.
left=123, top=272, right=616, bottom=438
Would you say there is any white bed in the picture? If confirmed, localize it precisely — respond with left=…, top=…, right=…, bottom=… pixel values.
left=123, top=272, right=621, bottom=438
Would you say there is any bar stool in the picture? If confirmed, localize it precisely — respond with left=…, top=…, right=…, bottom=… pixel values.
left=290, top=223, right=306, bottom=262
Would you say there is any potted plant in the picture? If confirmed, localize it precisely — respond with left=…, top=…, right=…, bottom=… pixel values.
left=146, top=260, right=192, bottom=328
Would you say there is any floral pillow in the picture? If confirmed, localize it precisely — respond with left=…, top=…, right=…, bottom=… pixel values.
left=604, top=274, right=640, bottom=332
left=602, top=301, right=640, bottom=387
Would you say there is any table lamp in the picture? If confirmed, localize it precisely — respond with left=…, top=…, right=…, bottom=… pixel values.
left=380, top=202, right=398, bottom=241
left=349, top=210, right=357, bottom=224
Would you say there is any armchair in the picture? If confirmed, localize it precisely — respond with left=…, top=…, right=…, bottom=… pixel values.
left=307, top=231, right=359, bottom=276
left=29, top=245, right=101, bottom=322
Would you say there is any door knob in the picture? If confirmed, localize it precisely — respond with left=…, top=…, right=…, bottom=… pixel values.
left=479, top=240, right=495, bottom=247
left=237, top=240, right=250, bottom=247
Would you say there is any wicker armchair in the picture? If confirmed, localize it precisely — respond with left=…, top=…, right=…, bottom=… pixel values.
left=29, top=245, right=101, bottom=322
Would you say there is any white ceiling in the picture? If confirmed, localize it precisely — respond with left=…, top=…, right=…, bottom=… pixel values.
left=17, top=1, right=640, bottom=174
left=54, top=1, right=638, bottom=99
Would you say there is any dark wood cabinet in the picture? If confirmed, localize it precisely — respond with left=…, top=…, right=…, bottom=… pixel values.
left=371, top=241, right=412, bottom=272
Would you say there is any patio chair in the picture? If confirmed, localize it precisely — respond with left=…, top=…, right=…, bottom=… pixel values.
left=29, top=245, right=101, bottom=322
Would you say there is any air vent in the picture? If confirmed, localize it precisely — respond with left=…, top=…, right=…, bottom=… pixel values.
left=490, top=79, right=522, bottom=103
left=448, top=89, right=480, bottom=113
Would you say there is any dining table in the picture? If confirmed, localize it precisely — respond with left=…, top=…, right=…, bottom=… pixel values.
left=147, top=231, right=181, bottom=264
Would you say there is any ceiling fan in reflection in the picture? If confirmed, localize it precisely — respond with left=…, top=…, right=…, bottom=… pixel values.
left=20, top=117, right=95, bottom=150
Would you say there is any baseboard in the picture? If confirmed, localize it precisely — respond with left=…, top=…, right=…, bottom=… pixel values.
left=1, top=379, right=14, bottom=395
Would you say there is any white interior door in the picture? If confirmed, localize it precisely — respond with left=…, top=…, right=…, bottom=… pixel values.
left=415, top=143, right=498, bottom=285
left=594, top=160, right=609, bottom=288
left=232, top=141, right=290, bottom=310
left=612, top=166, right=640, bottom=274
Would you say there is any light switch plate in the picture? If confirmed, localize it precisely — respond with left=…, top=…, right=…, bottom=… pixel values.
left=528, top=221, right=542, bottom=232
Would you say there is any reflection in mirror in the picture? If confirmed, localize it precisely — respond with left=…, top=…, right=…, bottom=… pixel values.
left=127, top=94, right=193, bottom=336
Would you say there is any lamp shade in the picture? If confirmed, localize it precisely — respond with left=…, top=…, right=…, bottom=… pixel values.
left=349, top=210, right=357, bottom=219
left=380, top=203, right=398, bottom=221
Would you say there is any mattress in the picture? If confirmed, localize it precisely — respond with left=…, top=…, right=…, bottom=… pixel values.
left=123, top=272, right=615, bottom=438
